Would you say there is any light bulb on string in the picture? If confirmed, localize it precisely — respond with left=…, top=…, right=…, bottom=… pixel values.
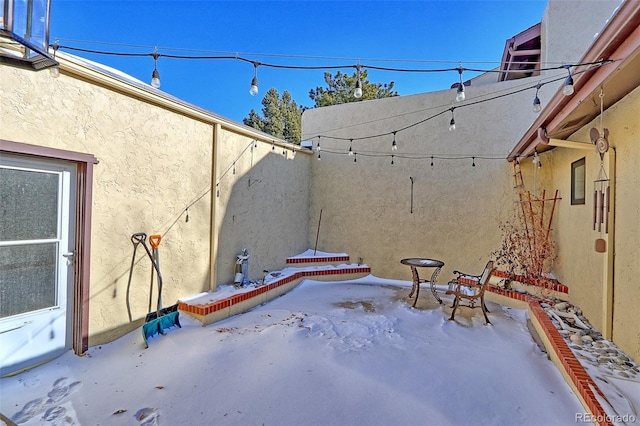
left=317, top=152, right=321, bottom=161
left=532, top=149, right=542, bottom=168
left=431, top=156, right=434, bottom=167
left=50, top=42, right=60, bottom=78
left=185, top=208, right=190, bottom=223
left=317, top=136, right=321, bottom=152
left=533, top=82, right=542, bottom=113
left=391, top=131, right=398, bottom=151
left=249, top=62, right=259, bottom=96
left=354, top=65, right=363, bottom=99
left=472, top=157, right=476, bottom=167
left=348, top=139, right=354, bottom=156
left=150, top=49, right=161, bottom=88
left=391, top=154, right=395, bottom=165
left=562, top=65, right=574, bottom=96
left=353, top=152, right=357, bottom=163
left=455, top=66, right=465, bottom=102
left=449, top=108, right=456, bottom=131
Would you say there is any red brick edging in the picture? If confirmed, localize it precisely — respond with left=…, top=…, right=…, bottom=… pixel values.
left=492, top=270, right=569, bottom=294
left=286, top=255, right=350, bottom=264
left=178, top=266, right=371, bottom=317
left=487, top=285, right=613, bottom=426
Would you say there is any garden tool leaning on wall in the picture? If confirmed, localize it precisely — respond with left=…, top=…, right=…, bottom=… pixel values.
left=130, top=232, right=181, bottom=348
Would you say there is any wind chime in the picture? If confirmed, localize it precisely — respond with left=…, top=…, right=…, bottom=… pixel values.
left=590, top=89, right=610, bottom=253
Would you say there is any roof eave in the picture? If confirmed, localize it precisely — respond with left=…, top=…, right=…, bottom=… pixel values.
left=508, top=0, right=640, bottom=161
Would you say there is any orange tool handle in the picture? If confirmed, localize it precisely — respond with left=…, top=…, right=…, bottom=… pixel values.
left=149, top=234, right=162, bottom=249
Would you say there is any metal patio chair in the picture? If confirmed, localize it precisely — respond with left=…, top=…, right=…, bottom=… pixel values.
left=445, top=261, right=495, bottom=324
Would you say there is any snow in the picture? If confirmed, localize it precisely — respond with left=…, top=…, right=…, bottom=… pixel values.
left=0, top=274, right=589, bottom=425
left=288, top=249, right=349, bottom=258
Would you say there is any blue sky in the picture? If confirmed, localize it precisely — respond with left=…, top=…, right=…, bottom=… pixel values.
left=50, top=1, right=548, bottom=123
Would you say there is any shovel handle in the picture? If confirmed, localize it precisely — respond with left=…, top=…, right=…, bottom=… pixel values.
left=149, top=234, right=162, bottom=249
left=131, top=232, right=146, bottom=245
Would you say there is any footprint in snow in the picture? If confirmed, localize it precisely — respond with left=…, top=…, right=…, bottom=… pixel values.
left=47, top=377, right=82, bottom=404
left=12, top=377, right=82, bottom=424
left=135, top=407, right=160, bottom=426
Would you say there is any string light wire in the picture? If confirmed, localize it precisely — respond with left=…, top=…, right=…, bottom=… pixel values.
left=53, top=42, right=615, bottom=86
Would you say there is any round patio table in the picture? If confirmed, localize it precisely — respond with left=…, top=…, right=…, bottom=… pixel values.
left=400, top=258, right=445, bottom=307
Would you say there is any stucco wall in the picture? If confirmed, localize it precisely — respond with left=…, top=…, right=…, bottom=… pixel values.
left=525, top=85, right=640, bottom=362
left=541, top=0, right=621, bottom=66
left=302, top=79, right=541, bottom=282
left=0, top=65, right=214, bottom=343
left=214, top=133, right=311, bottom=286
left=609, top=86, right=640, bottom=362
left=0, top=61, right=312, bottom=346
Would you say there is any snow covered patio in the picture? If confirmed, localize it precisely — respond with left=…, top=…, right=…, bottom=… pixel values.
left=0, top=275, right=593, bottom=425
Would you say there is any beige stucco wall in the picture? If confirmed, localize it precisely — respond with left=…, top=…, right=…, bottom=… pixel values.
left=0, top=58, right=312, bottom=345
left=520, top=85, right=640, bottom=362
left=0, top=64, right=214, bottom=343
left=609, top=86, right=640, bottom=362
left=541, top=0, right=622, bottom=66
left=302, top=79, right=541, bottom=282
left=214, top=133, right=312, bottom=286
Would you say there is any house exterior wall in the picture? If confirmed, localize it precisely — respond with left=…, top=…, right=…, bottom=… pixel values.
left=0, top=60, right=312, bottom=346
left=519, top=85, right=640, bottom=362
left=609, top=86, right=640, bottom=362
left=213, top=132, right=311, bottom=287
left=541, top=0, right=621, bottom=66
left=302, top=80, right=540, bottom=281
left=0, top=64, right=213, bottom=343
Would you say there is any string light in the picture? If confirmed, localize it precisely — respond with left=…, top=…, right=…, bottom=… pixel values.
left=348, top=139, right=354, bottom=156
left=532, top=82, right=542, bottom=113
left=316, top=148, right=507, bottom=163
left=53, top=42, right=614, bottom=99
left=562, top=64, right=574, bottom=96
left=50, top=42, right=60, bottom=78
left=353, top=152, right=357, bottom=163
left=151, top=48, right=161, bottom=88
left=449, top=108, right=456, bottom=131
left=249, top=62, right=259, bottom=96
left=391, top=131, right=398, bottom=151
left=472, top=157, right=476, bottom=167
left=532, top=149, right=542, bottom=168
left=317, top=151, right=321, bottom=160
left=354, top=64, right=363, bottom=99
left=391, top=154, right=395, bottom=165
left=455, top=67, right=465, bottom=102
left=306, top=64, right=611, bottom=148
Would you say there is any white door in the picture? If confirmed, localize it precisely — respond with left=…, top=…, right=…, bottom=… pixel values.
left=0, top=154, right=76, bottom=376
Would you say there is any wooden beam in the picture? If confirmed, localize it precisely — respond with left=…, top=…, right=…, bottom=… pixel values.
left=545, top=138, right=593, bottom=150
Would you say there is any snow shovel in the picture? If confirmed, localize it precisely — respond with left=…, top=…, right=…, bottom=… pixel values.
left=141, top=233, right=181, bottom=348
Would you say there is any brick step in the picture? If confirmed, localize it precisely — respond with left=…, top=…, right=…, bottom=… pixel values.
left=178, top=262, right=370, bottom=326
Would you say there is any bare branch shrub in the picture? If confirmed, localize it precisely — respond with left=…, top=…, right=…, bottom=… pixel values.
left=493, top=165, right=558, bottom=291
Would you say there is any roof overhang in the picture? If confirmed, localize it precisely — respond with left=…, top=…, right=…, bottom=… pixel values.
left=508, top=0, right=640, bottom=161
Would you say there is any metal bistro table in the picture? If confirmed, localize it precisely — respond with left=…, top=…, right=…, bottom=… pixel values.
left=400, top=258, right=445, bottom=307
